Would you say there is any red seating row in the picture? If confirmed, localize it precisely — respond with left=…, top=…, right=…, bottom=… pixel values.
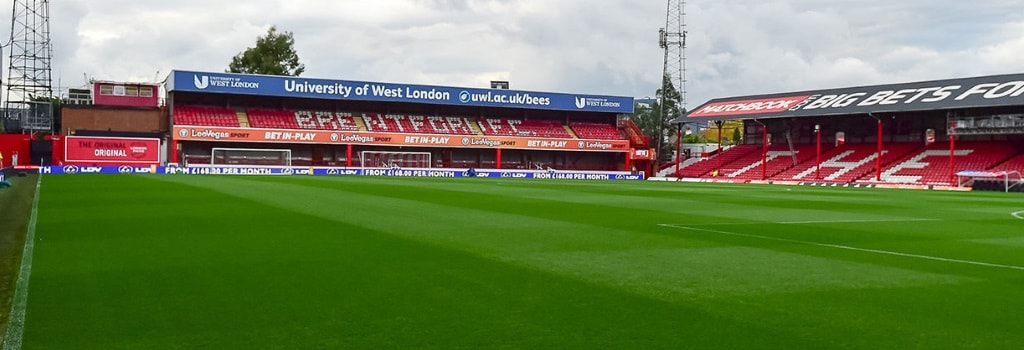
left=674, top=145, right=759, bottom=178
left=876, top=141, right=1018, bottom=185
left=174, top=106, right=239, bottom=127
left=478, top=118, right=522, bottom=136
left=720, top=145, right=818, bottom=181
left=682, top=141, right=1020, bottom=185
left=519, top=120, right=571, bottom=138
left=248, top=109, right=359, bottom=130
left=478, top=118, right=572, bottom=138
left=991, top=154, right=1024, bottom=173
left=174, top=106, right=621, bottom=140
left=571, top=123, right=624, bottom=140
left=362, top=114, right=476, bottom=134
left=774, top=143, right=920, bottom=182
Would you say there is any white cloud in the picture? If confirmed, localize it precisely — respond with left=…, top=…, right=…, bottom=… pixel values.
left=3, top=0, right=1023, bottom=106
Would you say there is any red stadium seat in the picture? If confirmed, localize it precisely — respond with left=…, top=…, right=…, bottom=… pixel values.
left=247, top=109, right=360, bottom=130
left=570, top=122, right=625, bottom=140
left=173, top=106, right=239, bottom=127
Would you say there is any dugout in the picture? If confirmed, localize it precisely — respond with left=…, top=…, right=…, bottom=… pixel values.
left=165, top=70, right=654, bottom=172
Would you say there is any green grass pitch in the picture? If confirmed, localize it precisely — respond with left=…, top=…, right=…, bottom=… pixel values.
left=8, top=174, right=1024, bottom=348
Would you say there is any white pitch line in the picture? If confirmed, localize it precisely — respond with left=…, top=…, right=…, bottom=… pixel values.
left=3, top=175, right=42, bottom=350
left=681, top=218, right=941, bottom=226
left=1012, top=211, right=1024, bottom=220
left=775, top=218, right=941, bottom=225
left=658, top=223, right=1024, bottom=271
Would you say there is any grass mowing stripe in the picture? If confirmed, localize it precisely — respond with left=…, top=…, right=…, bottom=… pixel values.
left=2, top=175, right=41, bottom=350
left=21, top=175, right=1024, bottom=348
left=659, top=223, right=1024, bottom=271
left=157, top=176, right=973, bottom=299
left=25, top=175, right=820, bottom=349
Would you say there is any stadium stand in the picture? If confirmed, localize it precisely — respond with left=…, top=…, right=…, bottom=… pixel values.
left=774, top=143, right=920, bottom=183
left=174, top=106, right=240, bottom=127
left=991, top=154, right=1024, bottom=173
left=673, top=144, right=759, bottom=178
left=247, top=109, right=360, bottom=130
left=721, top=145, right=818, bottom=181
left=570, top=122, right=625, bottom=140
left=875, top=141, right=1018, bottom=185
left=363, top=114, right=477, bottom=134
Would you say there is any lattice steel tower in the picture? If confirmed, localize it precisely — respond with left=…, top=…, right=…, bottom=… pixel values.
left=659, top=0, right=687, bottom=110
left=4, top=0, right=54, bottom=132
left=657, top=0, right=687, bottom=164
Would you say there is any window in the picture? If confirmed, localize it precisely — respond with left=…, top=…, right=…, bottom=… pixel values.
left=113, top=85, right=126, bottom=96
left=99, top=84, right=114, bottom=95
left=125, top=85, right=139, bottom=96
left=139, top=86, right=153, bottom=97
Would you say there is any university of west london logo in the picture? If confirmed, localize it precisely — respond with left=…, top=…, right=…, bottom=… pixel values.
left=193, top=75, right=209, bottom=89
left=574, top=97, right=587, bottom=109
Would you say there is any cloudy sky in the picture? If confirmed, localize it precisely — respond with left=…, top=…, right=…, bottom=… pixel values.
left=17, top=0, right=1024, bottom=108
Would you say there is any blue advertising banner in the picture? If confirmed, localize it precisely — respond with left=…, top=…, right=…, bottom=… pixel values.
left=168, top=70, right=634, bottom=114
left=38, top=165, right=644, bottom=180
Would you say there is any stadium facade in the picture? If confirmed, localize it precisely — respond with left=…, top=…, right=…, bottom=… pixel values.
left=163, top=70, right=653, bottom=173
left=1, top=70, right=658, bottom=180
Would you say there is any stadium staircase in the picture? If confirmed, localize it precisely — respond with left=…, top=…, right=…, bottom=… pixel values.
left=466, top=118, right=484, bottom=135
left=353, top=114, right=369, bottom=131
left=236, top=111, right=250, bottom=128
left=619, top=119, right=649, bottom=147
left=563, top=125, right=579, bottom=138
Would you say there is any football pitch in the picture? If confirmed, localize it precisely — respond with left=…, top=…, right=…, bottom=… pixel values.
left=4, top=174, right=1024, bottom=348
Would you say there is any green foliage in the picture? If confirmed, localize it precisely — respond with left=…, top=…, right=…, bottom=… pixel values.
left=228, top=26, right=305, bottom=76
left=627, top=75, right=684, bottom=161
left=732, top=127, right=742, bottom=142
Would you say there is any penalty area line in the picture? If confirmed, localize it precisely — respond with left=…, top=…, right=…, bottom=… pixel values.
left=3, top=175, right=42, bottom=350
left=658, top=223, right=1024, bottom=271
left=1012, top=211, right=1024, bottom=220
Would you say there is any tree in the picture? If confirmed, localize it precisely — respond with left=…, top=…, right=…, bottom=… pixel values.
left=634, top=75, right=684, bottom=162
left=228, top=26, right=305, bottom=76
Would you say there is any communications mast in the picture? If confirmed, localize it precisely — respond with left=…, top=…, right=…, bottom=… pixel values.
left=657, top=0, right=687, bottom=165
left=4, top=0, right=54, bottom=132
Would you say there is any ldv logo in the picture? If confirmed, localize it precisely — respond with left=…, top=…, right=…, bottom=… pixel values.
left=193, top=75, right=209, bottom=89
left=574, top=97, right=587, bottom=109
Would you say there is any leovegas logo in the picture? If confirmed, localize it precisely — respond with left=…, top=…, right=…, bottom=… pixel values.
left=689, top=95, right=812, bottom=117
